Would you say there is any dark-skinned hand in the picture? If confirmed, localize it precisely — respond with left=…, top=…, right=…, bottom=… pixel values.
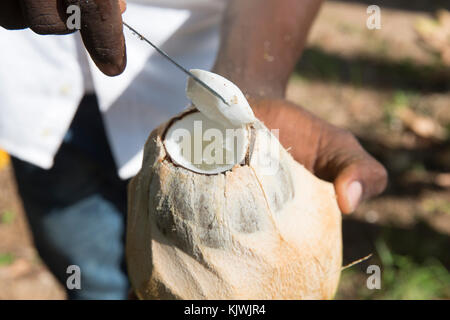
left=0, top=0, right=127, bottom=76
left=251, top=98, right=388, bottom=214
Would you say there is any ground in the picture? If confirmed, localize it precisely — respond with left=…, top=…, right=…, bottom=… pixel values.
left=0, top=1, right=449, bottom=299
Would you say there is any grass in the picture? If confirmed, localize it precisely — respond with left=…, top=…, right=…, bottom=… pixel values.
left=375, top=237, right=450, bottom=299
left=337, top=232, right=450, bottom=300
left=0, top=253, right=15, bottom=267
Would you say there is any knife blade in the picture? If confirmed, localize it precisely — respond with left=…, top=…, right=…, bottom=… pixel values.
left=123, top=22, right=229, bottom=106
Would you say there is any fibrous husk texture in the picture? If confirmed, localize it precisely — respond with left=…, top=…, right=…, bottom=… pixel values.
left=127, top=111, right=342, bottom=300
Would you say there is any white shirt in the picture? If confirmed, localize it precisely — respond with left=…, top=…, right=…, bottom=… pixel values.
left=0, top=0, right=227, bottom=179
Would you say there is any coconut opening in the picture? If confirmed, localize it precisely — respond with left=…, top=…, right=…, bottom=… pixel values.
left=163, top=69, right=256, bottom=174
left=163, top=111, right=250, bottom=174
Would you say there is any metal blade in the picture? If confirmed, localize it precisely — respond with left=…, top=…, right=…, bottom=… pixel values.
left=123, top=22, right=229, bottom=106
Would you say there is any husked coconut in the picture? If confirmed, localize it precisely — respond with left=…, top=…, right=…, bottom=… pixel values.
left=127, top=70, right=342, bottom=299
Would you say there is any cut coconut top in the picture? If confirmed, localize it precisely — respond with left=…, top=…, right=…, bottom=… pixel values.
left=186, top=69, right=256, bottom=128
left=164, top=112, right=250, bottom=174
left=163, top=70, right=255, bottom=174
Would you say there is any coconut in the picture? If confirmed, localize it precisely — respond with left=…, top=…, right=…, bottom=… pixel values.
left=126, top=70, right=342, bottom=299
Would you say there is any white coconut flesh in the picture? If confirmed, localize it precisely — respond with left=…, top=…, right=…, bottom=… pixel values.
left=164, top=70, right=256, bottom=174
left=186, top=69, right=256, bottom=127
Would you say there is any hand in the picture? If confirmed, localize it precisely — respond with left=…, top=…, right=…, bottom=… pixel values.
left=1, top=0, right=127, bottom=76
left=251, top=98, right=388, bottom=214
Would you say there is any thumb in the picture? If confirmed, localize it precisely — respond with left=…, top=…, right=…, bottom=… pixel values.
left=334, top=159, right=388, bottom=214
left=315, top=129, right=388, bottom=214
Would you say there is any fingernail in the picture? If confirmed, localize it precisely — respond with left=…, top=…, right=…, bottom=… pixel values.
left=347, top=181, right=362, bottom=213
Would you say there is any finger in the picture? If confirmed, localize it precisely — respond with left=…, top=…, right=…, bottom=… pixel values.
left=334, top=158, right=388, bottom=214
left=1, top=0, right=27, bottom=29
left=315, top=130, right=388, bottom=214
left=20, top=0, right=70, bottom=34
left=67, top=0, right=126, bottom=76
